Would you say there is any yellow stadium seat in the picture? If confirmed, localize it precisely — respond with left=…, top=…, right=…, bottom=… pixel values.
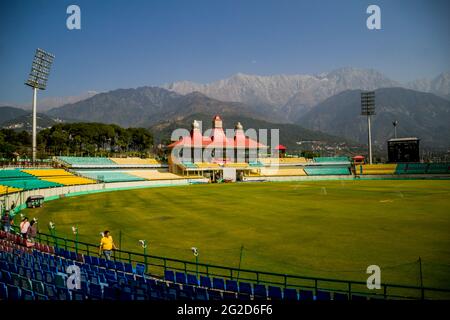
left=260, top=168, right=307, bottom=176
left=0, top=185, right=21, bottom=195
left=359, top=164, right=397, bottom=175
left=128, top=170, right=187, bottom=180
left=22, top=169, right=72, bottom=177
left=194, top=162, right=220, bottom=169
left=22, top=169, right=96, bottom=185
left=223, top=163, right=248, bottom=168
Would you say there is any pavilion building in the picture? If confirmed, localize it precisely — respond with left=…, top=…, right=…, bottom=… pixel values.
left=167, top=115, right=267, bottom=181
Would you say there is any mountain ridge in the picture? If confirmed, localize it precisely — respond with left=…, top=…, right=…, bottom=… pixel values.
left=296, top=87, right=450, bottom=150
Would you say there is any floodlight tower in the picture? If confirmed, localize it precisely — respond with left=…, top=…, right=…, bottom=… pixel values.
left=361, top=91, right=375, bottom=164
left=25, top=48, right=55, bottom=163
left=392, top=120, right=398, bottom=139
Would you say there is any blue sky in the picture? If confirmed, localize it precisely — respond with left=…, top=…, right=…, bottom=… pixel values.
left=0, top=0, right=449, bottom=104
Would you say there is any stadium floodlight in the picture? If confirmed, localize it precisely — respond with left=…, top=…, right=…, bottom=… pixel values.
left=49, top=221, right=55, bottom=230
left=361, top=91, right=375, bottom=164
left=25, top=48, right=55, bottom=163
left=139, top=239, right=147, bottom=248
left=138, top=240, right=148, bottom=273
left=392, top=120, right=398, bottom=139
left=191, top=247, right=199, bottom=277
left=72, top=225, right=79, bottom=254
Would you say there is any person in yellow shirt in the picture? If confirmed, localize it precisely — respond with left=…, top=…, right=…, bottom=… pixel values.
left=99, top=230, right=118, bottom=261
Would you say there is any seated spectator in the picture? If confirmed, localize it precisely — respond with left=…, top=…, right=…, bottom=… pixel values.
left=1, top=210, right=13, bottom=232
left=20, top=217, right=30, bottom=239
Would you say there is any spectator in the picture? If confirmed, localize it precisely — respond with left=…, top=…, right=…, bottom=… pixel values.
left=20, top=217, right=30, bottom=239
left=99, top=230, right=118, bottom=261
left=27, top=220, right=38, bottom=243
left=1, top=210, right=13, bottom=232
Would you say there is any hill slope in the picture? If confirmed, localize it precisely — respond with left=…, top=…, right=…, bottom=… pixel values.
left=297, top=88, right=450, bottom=149
left=47, top=87, right=284, bottom=127
left=0, top=106, right=28, bottom=125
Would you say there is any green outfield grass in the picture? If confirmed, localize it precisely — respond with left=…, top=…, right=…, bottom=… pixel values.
left=20, top=180, right=450, bottom=292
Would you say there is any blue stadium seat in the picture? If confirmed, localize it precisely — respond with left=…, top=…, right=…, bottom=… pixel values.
left=283, top=288, right=298, bottom=301
left=89, top=283, right=103, bottom=299
left=223, top=291, right=237, bottom=300
left=207, top=289, right=222, bottom=301
left=187, top=274, right=198, bottom=286
left=225, top=280, right=238, bottom=292
left=299, top=290, right=314, bottom=300
left=7, top=285, right=21, bottom=300
left=115, top=261, right=125, bottom=272
left=31, top=280, right=45, bottom=294
left=195, top=287, right=208, bottom=301
left=200, top=276, right=212, bottom=288
left=34, top=270, right=44, bottom=282
left=239, top=282, right=252, bottom=295
left=71, top=290, right=86, bottom=301
left=69, top=251, right=78, bottom=261
left=175, top=272, right=187, bottom=285
left=268, top=286, right=282, bottom=300
left=213, top=278, right=225, bottom=290
left=1, top=271, right=12, bottom=285
left=84, top=256, right=92, bottom=265
left=56, top=287, right=71, bottom=300
left=106, top=260, right=116, bottom=270
left=316, top=290, right=331, bottom=301
left=124, top=263, right=133, bottom=274
left=21, top=289, right=35, bottom=301
left=0, top=282, right=8, bottom=299
left=99, top=258, right=108, bottom=269
left=238, top=293, right=251, bottom=301
left=253, top=284, right=267, bottom=299
left=44, top=271, right=54, bottom=284
left=164, top=270, right=175, bottom=282
left=35, top=293, right=49, bottom=300
left=135, top=263, right=146, bottom=276
left=351, top=294, right=367, bottom=301
left=333, top=292, right=348, bottom=300
left=103, top=286, right=119, bottom=300
left=44, top=284, right=57, bottom=300
left=120, top=290, right=133, bottom=301
left=91, top=257, right=100, bottom=266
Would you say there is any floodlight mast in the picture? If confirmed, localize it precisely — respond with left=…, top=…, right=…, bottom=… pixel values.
left=361, top=91, right=375, bottom=164
left=25, top=48, right=55, bottom=163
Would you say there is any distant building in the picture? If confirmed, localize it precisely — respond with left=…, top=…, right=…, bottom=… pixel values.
left=387, top=137, right=420, bottom=163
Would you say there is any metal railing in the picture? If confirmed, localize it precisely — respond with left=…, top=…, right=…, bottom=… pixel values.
left=8, top=229, right=445, bottom=300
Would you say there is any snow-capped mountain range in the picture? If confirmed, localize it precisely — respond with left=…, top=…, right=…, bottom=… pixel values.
left=163, top=68, right=449, bottom=121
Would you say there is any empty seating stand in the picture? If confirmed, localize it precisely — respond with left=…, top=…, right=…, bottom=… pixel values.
left=1, top=231, right=386, bottom=301
left=75, top=171, right=146, bottom=183
left=313, top=157, right=350, bottom=164
left=304, top=166, right=350, bottom=176
left=358, top=164, right=397, bottom=175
